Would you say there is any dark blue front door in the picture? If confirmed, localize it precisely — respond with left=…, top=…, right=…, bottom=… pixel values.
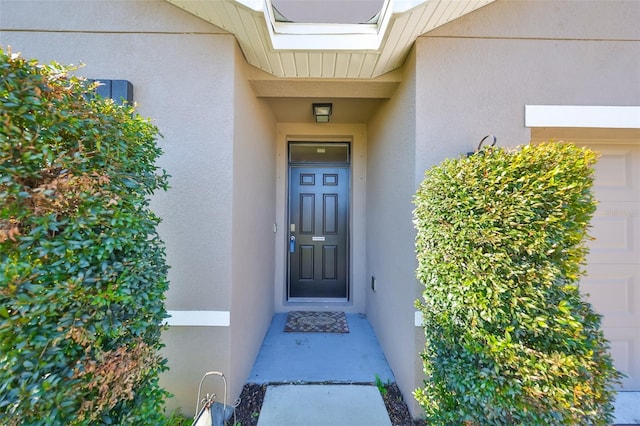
left=288, top=166, right=349, bottom=299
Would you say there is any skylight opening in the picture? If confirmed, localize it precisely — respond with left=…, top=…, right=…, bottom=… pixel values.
left=271, top=0, right=385, bottom=25
left=264, top=0, right=393, bottom=50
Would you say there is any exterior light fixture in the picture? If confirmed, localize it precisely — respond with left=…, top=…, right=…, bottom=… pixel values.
left=467, top=135, right=497, bottom=157
left=312, top=103, right=332, bottom=123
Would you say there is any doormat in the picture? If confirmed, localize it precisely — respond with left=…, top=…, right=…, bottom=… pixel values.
left=284, top=311, right=349, bottom=333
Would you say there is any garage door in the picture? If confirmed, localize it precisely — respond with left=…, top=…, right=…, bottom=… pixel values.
left=531, top=128, right=640, bottom=390
left=581, top=142, right=640, bottom=390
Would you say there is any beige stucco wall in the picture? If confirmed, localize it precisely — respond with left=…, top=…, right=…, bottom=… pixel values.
left=0, top=0, right=275, bottom=416
left=1, top=1, right=236, bottom=310
left=229, top=45, right=277, bottom=402
left=415, top=0, right=640, bottom=170
left=365, top=47, right=422, bottom=415
left=0, top=0, right=221, bottom=34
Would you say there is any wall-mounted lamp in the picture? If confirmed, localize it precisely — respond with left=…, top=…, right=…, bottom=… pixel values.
left=467, top=135, right=497, bottom=157
left=312, top=103, right=332, bottom=123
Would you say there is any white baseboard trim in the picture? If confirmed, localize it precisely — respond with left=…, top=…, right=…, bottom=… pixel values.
left=165, top=310, right=230, bottom=327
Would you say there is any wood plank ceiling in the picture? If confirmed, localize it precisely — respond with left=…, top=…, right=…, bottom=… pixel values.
left=165, top=0, right=495, bottom=79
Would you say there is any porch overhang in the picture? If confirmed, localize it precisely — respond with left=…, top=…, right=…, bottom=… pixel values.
left=165, top=0, right=496, bottom=79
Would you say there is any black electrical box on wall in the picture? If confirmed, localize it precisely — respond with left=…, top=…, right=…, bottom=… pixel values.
left=89, top=79, right=133, bottom=105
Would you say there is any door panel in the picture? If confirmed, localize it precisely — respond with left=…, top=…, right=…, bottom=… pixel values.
left=289, top=167, right=348, bottom=298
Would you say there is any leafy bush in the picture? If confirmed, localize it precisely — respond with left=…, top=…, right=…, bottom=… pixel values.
left=0, top=48, right=170, bottom=424
left=413, top=142, right=621, bottom=425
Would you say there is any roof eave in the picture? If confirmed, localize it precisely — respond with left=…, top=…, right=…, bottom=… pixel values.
left=164, top=0, right=496, bottom=79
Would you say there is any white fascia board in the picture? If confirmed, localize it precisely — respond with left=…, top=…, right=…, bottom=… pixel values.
left=269, top=32, right=383, bottom=51
left=166, top=310, right=231, bottom=327
left=525, top=105, right=640, bottom=129
left=236, top=0, right=264, bottom=12
left=393, top=0, right=430, bottom=13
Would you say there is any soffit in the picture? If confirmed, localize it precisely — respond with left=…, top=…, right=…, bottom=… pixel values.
left=265, top=98, right=387, bottom=124
left=165, top=0, right=495, bottom=80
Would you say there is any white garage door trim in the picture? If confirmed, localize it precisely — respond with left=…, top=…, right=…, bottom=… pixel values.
left=525, top=105, right=640, bottom=129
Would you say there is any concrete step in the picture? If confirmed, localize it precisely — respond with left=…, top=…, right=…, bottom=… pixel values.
left=257, top=384, right=392, bottom=426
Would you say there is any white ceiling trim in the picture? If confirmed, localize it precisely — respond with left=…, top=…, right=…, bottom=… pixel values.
left=165, top=0, right=495, bottom=79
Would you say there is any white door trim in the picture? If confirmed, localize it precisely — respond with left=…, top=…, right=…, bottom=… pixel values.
left=274, top=123, right=367, bottom=313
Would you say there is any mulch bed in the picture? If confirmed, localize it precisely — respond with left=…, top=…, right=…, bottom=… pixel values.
left=382, top=382, right=426, bottom=426
left=228, top=382, right=425, bottom=426
left=228, top=383, right=266, bottom=426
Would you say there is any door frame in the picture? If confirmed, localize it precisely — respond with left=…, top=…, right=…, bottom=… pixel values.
left=287, top=151, right=351, bottom=301
left=274, top=124, right=367, bottom=313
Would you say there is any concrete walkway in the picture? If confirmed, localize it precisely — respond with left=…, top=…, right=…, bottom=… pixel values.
left=258, top=384, right=391, bottom=426
left=246, top=312, right=639, bottom=425
left=248, top=313, right=394, bottom=384
left=615, top=392, right=640, bottom=425
left=247, top=313, right=394, bottom=426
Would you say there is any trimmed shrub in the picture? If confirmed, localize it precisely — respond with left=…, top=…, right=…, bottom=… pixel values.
left=0, top=48, right=170, bottom=424
left=413, top=142, right=621, bottom=425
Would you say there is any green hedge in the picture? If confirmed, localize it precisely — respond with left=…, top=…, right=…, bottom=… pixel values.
left=413, top=142, right=621, bottom=425
left=0, top=48, right=170, bottom=424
